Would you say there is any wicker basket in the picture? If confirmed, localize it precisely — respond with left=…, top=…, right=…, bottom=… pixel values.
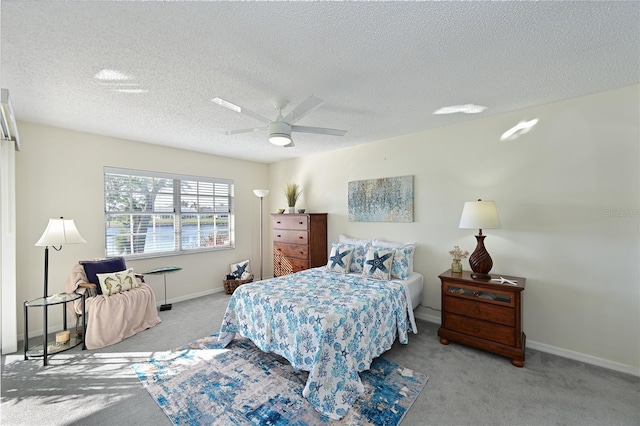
left=223, top=274, right=254, bottom=295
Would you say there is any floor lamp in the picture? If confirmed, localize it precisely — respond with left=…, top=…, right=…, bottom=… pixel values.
left=253, top=189, right=269, bottom=281
left=35, top=217, right=86, bottom=298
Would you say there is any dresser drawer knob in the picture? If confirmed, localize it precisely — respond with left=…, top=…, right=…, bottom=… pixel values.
left=299, top=236, right=304, bottom=239
left=277, top=234, right=281, bottom=238
left=276, top=221, right=282, bottom=224
left=299, top=221, right=304, bottom=225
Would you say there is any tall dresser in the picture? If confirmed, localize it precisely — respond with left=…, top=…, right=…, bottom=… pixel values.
left=272, top=213, right=327, bottom=277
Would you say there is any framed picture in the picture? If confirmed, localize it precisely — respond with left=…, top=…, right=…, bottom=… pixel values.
left=348, top=175, right=414, bottom=222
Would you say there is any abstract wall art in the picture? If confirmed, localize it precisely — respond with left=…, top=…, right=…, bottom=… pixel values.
left=348, top=175, right=414, bottom=222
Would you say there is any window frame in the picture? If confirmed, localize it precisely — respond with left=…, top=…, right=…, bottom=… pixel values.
left=104, top=166, right=235, bottom=259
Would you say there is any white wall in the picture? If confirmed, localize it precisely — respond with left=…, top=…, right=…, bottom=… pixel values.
left=268, top=85, right=640, bottom=375
left=15, top=123, right=269, bottom=339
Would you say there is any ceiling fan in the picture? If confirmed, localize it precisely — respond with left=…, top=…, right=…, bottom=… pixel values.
left=212, top=95, right=347, bottom=147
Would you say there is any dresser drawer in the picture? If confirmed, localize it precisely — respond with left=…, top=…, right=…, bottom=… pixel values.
left=444, top=296, right=515, bottom=327
left=274, top=243, right=308, bottom=260
left=274, top=230, right=308, bottom=244
left=274, top=256, right=309, bottom=276
left=272, top=215, right=309, bottom=230
left=444, top=313, right=515, bottom=346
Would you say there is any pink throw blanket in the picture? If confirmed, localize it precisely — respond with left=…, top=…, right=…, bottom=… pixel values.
left=65, top=262, right=161, bottom=349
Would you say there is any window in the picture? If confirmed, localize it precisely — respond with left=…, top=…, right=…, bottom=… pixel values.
left=104, top=167, right=234, bottom=258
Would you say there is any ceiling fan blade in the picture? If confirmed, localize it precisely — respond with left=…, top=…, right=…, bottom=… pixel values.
left=212, top=97, right=271, bottom=124
left=291, top=125, right=347, bottom=137
left=282, top=95, right=325, bottom=124
left=222, top=127, right=263, bottom=135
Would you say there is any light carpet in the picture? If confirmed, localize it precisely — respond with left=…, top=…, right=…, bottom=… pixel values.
left=132, top=334, right=428, bottom=425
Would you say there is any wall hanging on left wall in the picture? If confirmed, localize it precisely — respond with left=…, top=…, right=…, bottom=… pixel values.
left=348, top=175, right=414, bottom=222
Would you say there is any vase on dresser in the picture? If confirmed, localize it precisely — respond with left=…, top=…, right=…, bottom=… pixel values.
left=288, top=206, right=295, bottom=213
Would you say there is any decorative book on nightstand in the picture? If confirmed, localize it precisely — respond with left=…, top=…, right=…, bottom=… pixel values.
left=437, top=269, right=526, bottom=367
left=272, top=213, right=327, bottom=277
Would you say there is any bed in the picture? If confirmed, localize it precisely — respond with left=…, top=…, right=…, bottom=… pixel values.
left=217, top=266, right=423, bottom=419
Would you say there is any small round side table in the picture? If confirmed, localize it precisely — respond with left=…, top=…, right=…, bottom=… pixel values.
left=143, top=266, right=182, bottom=311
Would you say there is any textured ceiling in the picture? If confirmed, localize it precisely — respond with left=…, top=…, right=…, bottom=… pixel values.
left=1, top=1, right=639, bottom=164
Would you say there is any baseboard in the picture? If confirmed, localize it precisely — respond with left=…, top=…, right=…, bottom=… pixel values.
left=413, top=306, right=640, bottom=377
left=157, top=287, right=225, bottom=307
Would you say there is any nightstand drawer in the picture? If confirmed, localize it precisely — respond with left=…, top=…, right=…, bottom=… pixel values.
left=444, top=313, right=515, bottom=346
left=444, top=296, right=515, bottom=327
left=444, top=282, right=515, bottom=307
left=274, top=230, right=308, bottom=244
left=272, top=215, right=309, bottom=230
left=274, top=243, right=309, bottom=260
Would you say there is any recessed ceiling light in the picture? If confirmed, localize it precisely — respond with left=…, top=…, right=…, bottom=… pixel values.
left=433, top=104, right=487, bottom=115
left=94, top=69, right=132, bottom=81
left=111, top=89, right=148, bottom=94
left=500, top=118, right=539, bottom=141
left=211, top=97, right=242, bottom=113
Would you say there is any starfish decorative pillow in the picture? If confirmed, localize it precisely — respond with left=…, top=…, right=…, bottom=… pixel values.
left=229, top=260, right=251, bottom=280
left=326, top=244, right=354, bottom=274
left=362, top=247, right=395, bottom=280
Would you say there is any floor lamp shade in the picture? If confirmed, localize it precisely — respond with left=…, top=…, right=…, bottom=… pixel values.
left=35, top=217, right=86, bottom=298
left=459, top=200, right=501, bottom=279
left=253, top=190, right=269, bottom=281
left=35, top=218, right=86, bottom=247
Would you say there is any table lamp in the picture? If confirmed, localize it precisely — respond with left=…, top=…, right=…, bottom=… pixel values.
left=458, top=200, right=501, bottom=279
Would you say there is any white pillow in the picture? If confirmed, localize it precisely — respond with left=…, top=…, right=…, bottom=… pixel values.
left=362, top=247, right=395, bottom=280
left=230, top=260, right=251, bottom=280
left=339, top=234, right=372, bottom=246
left=96, top=268, right=138, bottom=296
left=326, top=245, right=354, bottom=274
left=372, top=239, right=416, bottom=272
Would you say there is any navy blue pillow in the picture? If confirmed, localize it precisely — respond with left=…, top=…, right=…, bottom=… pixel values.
left=81, top=257, right=127, bottom=295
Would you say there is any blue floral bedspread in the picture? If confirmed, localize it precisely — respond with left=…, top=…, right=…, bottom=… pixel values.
left=217, top=268, right=411, bottom=420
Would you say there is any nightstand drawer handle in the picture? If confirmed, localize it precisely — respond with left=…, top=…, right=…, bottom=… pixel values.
left=473, top=291, right=480, bottom=297
left=473, top=308, right=481, bottom=314
left=474, top=327, right=480, bottom=333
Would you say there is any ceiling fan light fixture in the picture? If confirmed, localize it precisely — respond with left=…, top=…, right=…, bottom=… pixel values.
left=269, top=135, right=292, bottom=146
left=269, top=121, right=292, bottom=146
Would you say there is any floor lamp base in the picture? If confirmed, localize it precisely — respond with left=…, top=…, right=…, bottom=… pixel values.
left=160, top=304, right=172, bottom=311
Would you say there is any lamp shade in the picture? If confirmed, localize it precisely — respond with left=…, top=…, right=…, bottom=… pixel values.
left=458, top=200, right=501, bottom=230
left=253, top=189, right=269, bottom=198
left=35, top=218, right=86, bottom=246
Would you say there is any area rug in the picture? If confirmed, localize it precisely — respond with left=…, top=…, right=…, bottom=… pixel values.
left=132, top=334, right=428, bottom=425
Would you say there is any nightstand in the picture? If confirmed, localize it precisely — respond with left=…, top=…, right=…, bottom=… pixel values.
left=437, top=269, right=526, bottom=367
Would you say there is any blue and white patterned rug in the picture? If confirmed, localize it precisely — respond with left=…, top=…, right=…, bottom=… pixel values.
left=132, top=334, right=428, bottom=425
